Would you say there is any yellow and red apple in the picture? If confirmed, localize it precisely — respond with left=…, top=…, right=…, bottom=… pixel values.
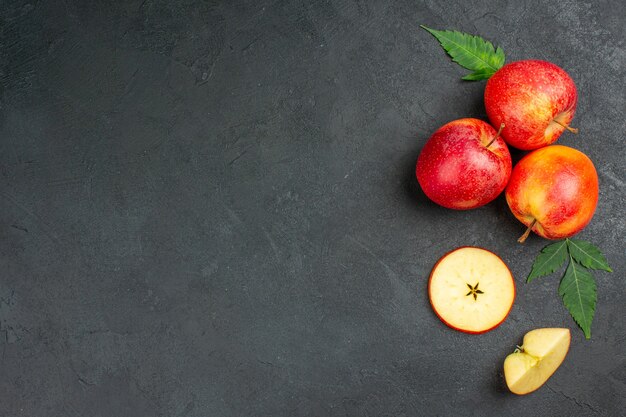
left=416, top=118, right=512, bottom=210
left=485, top=60, right=578, bottom=150
left=428, top=247, right=515, bottom=334
left=505, top=145, right=598, bottom=242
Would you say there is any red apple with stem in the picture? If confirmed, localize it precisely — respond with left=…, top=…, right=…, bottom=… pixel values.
left=485, top=60, right=578, bottom=150
left=416, top=118, right=511, bottom=210
left=506, top=145, right=599, bottom=242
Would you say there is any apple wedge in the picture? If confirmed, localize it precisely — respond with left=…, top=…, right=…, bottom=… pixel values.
left=428, top=247, right=515, bottom=334
left=504, top=328, right=571, bottom=395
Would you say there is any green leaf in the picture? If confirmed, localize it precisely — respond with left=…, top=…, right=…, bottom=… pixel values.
left=567, top=239, right=613, bottom=272
left=420, top=25, right=505, bottom=81
left=527, top=240, right=568, bottom=283
left=559, top=259, right=597, bottom=339
left=461, top=69, right=495, bottom=81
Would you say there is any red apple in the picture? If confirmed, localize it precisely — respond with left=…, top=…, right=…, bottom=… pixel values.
left=428, top=247, right=515, bottom=334
left=505, top=145, right=599, bottom=242
left=416, top=118, right=512, bottom=210
left=485, top=60, right=578, bottom=150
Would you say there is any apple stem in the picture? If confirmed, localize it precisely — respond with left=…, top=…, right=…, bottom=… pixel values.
left=552, top=119, right=579, bottom=134
left=517, top=219, right=537, bottom=243
left=485, top=123, right=505, bottom=148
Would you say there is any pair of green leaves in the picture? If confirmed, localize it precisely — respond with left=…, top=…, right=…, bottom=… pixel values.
left=527, top=239, right=612, bottom=339
left=421, top=25, right=505, bottom=80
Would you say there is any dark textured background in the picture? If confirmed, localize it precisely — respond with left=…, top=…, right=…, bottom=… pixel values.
left=1, top=0, right=624, bottom=415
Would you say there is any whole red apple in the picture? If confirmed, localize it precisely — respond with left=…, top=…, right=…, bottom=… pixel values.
left=485, top=60, right=578, bottom=150
left=416, top=118, right=512, bottom=210
left=505, top=145, right=598, bottom=242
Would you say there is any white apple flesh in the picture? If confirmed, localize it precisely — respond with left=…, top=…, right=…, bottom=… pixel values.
left=504, top=328, right=571, bottom=395
left=428, top=247, right=515, bottom=334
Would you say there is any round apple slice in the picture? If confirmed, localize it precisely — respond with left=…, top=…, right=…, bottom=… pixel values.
left=428, top=247, right=515, bottom=334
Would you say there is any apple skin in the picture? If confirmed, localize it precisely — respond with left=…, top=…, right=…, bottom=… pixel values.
left=505, top=145, right=599, bottom=241
left=416, top=118, right=512, bottom=210
left=485, top=60, right=577, bottom=150
left=428, top=246, right=516, bottom=335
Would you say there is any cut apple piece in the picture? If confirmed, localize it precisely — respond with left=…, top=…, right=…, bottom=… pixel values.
left=428, top=247, right=515, bottom=334
left=504, top=328, right=571, bottom=395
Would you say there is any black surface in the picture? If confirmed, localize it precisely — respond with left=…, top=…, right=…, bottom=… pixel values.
left=1, top=1, right=625, bottom=415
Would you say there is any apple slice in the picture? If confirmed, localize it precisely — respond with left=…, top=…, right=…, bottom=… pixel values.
left=428, top=247, right=515, bottom=334
left=504, top=328, right=571, bottom=395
